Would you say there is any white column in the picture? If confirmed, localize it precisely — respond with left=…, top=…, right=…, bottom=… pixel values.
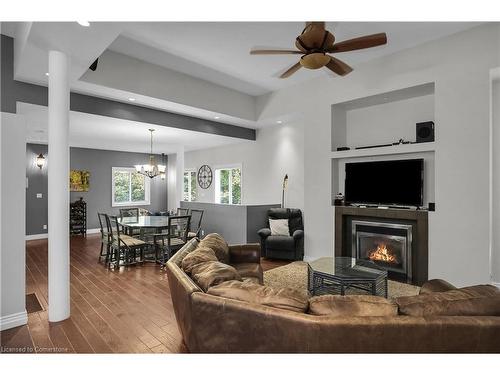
left=175, top=146, right=185, bottom=209
left=48, top=50, right=70, bottom=322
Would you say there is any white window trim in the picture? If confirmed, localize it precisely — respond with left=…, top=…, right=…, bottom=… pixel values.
left=183, top=168, right=197, bottom=202
left=111, top=167, right=151, bottom=207
left=214, top=164, right=243, bottom=205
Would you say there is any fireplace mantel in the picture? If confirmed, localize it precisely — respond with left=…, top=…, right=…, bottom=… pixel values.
left=335, top=206, right=428, bottom=285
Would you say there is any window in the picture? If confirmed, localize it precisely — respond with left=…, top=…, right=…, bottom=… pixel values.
left=215, top=166, right=241, bottom=205
left=183, top=169, right=197, bottom=202
left=112, top=167, right=150, bottom=206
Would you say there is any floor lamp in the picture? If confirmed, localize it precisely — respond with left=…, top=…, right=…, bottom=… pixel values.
left=281, top=174, right=288, bottom=208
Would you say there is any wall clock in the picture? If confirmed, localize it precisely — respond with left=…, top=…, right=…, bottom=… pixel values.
left=197, top=165, right=213, bottom=189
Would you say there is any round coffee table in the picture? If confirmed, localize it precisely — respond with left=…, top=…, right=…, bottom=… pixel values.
left=307, top=257, right=388, bottom=298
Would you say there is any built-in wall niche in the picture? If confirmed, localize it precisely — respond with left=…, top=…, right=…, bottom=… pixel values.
left=330, top=83, right=436, bottom=209
left=331, top=82, right=435, bottom=151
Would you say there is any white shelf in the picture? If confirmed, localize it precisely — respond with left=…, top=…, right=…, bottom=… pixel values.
left=331, top=142, right=435, bottom=159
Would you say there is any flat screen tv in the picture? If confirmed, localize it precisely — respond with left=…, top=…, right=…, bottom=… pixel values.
left=344, top=158, right=424, bottom=207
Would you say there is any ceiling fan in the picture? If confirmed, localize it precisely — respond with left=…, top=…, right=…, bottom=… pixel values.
left=250, top=22, right=387, bottom=78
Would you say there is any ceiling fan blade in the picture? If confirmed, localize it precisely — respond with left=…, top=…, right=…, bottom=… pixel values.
left=328, top=33, right=387, bottom=53
left=250, top=49, right=302, bottom=55
left=325, top=56, right=353, bottom=76
left=280, top=62, right=302, bottom=78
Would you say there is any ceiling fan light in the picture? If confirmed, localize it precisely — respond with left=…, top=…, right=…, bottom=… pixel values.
left=300, top=53, right=331, bottom=69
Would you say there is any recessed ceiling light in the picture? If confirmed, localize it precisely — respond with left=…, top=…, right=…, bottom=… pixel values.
left=276, top=120, right=283, bottom=124
left=128, top=98, right=136, bottom=102
left=77, top=21, right=90, bottom=27
left=214, top=116, right=220, bottom=120
left=45, top=72, right=49, bottom=76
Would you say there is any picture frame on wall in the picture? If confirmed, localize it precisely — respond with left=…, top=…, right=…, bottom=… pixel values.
left=70, top=170, right=90, bottom=192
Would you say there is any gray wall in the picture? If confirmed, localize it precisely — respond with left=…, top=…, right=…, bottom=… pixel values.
left=180, top=201, right=279, bottom=244
left=26, top=143, right=168, bottom=235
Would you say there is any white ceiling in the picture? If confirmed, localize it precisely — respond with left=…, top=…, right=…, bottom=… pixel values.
left=112, top=22, right=481, bottom=95
left=2, top=21, right=483, bottom=152
left=19, top=102, right=250, bottom=154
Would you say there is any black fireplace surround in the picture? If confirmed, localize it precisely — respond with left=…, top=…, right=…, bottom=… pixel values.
left=335, top=206, right=428, bottom=286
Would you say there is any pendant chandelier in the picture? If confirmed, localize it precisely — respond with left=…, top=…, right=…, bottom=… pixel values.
left=135, top=129, right=166, bottom=179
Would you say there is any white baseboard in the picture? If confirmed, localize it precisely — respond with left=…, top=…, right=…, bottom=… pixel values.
left=26, top=228, right=100, bottom=241
left=0, top=310, right=28, bottom=331
left=491, top=281, right=500, bottom=289
left=25, top=233, right=48, bottom=240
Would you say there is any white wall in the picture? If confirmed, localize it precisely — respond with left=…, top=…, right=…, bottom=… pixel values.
left=255, top=23, right=500, bottom=286
left=346, top=94, right=435, bottom=147
left=184, top=122, right=304, bottom=209
left=167, top=153, right=178, bottom=210
left=0, top=112, right=27, bottom=330
left=492, top=80, right=500, bottom=284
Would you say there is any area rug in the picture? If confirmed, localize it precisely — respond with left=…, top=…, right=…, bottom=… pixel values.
left=264, top=261, right=420, bottom=299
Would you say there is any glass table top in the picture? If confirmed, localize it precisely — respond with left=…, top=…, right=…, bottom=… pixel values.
left=118, top=216, right=170, bottom=228
left=308, top=257, right=387, bottom=280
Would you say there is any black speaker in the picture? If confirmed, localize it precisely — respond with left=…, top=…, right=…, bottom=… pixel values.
left=416, top=121, right=434, bottom=143
left=428, top=202, right=435, bottom=211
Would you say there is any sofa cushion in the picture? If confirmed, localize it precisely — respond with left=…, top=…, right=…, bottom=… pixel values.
left=396, top=285, right=500, bottom=316
left=269, top=219, right=290, bottom=236
left=308, top=295, right=398, bottom=317
left=233, top=263, right=263, bottom=284
left=242, top=276, right=261, bottom=284
left=419, top=279, right=457, bottom=295
left=207, top=280, right=309, bottom=313
left=181, top=246, right=218, bottom=274
left=265, top=235, right=295, bottom=251
left=168, top=237, right=199, bottom=267
left=199, top=233, right=230, bottom=264
left=190, top=261, right=242, bottom=292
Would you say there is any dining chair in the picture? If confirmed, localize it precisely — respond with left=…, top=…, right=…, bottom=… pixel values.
left=107, top=214, right=147, bottom=268
left=154, top=215, right=191, bottom=268
left=176, top=207, right=189, bottom=216
left=97, top=212, right=112, bottom=263
left=187, top=209, right=204, bottom=240
left=138, top=208, right=152, bottom=216
left=119, top=207, right=140, bottom=236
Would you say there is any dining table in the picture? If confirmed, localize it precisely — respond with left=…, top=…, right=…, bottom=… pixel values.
left=118, top=216, right=171, bottom=263
left=118, top=215, right=170, bottom=232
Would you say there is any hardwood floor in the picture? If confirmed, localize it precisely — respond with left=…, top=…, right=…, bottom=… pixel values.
left=1, top=235, right=289, bottom=354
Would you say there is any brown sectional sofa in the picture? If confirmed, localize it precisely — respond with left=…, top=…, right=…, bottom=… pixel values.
left=166, top=236, right=500, bottom=353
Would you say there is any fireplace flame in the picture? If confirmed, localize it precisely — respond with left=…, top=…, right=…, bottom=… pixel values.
left=368, top=244, right=397, bottom=264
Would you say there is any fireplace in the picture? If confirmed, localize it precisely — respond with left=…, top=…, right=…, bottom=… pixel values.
left=335, top=206, right=428, bottom=285
left=352, top=220, right=413, bottom=282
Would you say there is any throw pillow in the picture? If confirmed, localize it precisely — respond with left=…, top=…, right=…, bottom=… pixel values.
left=181, top=246, right=218, bottom=274
left=308, top=295, right=398, bottom=317
left=207, top=280, right=309, bottom=313
left=269, top=219, right=290, bottom=236
left=199, top=233, right=230, bottom=264
left=169, top=237, right=199, bottom=267
left=190, top=261, right=242, bottom=292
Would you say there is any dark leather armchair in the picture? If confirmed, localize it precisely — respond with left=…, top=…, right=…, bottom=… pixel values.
left=257, top=208, right=304, bottom=261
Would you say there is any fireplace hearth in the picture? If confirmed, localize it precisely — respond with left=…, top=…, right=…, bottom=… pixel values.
left=335, top=206, right=428, bottom=286
left=352, top=220, right=412, bottom=282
